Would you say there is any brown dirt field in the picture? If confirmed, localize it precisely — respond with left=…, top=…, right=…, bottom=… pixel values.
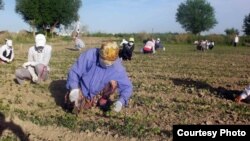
left=0, top=36, right=250, bottom=141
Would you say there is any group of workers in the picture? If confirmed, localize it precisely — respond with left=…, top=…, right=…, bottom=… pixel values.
left=0, top=33, right=249, bottom=116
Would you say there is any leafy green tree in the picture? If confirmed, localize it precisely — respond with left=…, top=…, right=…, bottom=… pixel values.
left=176, top=0, right=217, bottom=35
left=224, top=28, right=239, bottom=35
left=243, top=13, right=250, bottom=35
left=0, top=0, right=4, bottom=10
left=15, top=0, right=82, bottom=35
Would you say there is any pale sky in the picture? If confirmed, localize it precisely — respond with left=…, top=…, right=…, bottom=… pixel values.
left=0, top=0, right=249, bottom=35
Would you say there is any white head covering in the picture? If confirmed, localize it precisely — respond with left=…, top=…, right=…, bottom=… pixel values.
left=6, top=39, right=12, bottom=47
left=120, top=39, right=128, bottom=46
left=35, top=34, right=46, bottom=47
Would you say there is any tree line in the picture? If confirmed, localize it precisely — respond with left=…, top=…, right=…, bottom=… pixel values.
left=0, top=0, right=249, bottom=36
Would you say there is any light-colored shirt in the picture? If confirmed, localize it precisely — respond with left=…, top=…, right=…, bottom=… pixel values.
left=144, top=40, right=156, bottom=53
left=66, top=48, right=133, bottom=105
left=75, top=38, right=85, bottom=49
left=234, top=36, right=239, bottom=43
left=0, top=44, right=14, bottom=62
left=28, top=45, right=52, bottom=70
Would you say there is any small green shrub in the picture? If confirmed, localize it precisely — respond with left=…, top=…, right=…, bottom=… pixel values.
left=56, top=114, right=77, bottom=130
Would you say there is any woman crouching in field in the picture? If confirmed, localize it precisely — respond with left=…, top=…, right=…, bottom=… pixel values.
left=65, top=41, right=133, bottom=114
left=15, top=34, right=52, bottom=85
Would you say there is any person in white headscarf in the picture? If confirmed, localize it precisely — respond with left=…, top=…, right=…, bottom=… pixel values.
left=155, top=38, right=165, bottom=51
left=233, top=34, right=239, bottom=47
left=15, top=34, right=52, bottom=85
left=0, top=39, right=14, bottom=64
left=119, top=37, right=135, bottom=60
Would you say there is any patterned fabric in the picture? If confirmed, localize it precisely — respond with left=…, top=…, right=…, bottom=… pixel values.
left=65, top=81, right=118, bottom=114
left=99, top=41, right=119, bottom=61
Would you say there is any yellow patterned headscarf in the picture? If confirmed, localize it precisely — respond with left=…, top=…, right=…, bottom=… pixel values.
left=99, top=41, right=119, bottom=61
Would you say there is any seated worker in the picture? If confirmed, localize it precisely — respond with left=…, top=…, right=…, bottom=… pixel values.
left=65, top=41, right=133, bottom=114
left=155, top=38, right=164, bottom=50
left=207, top=41, right=215, bottom=50
left=74, top=37, right=85, bottom=51
left=196, top=40, right=207, bottom=51
left=0, top=39, right=14, bottom=64
left=119, top=38, right=128, bottom=58
left=119, top=37, right=135, bottom=60
left=15, top=34, right=52, bottom=85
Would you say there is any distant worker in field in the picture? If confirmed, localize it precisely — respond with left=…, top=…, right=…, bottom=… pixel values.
left=143, top=38, right=156, bottom=54
left=200, top=40, right=207, bottom=51
left=119, top=37, right=135, bottom=60
left=155, top=38, right=165, bottom=51
left=233, top=34, right=239, bottom=47
left=119, top=38, right=128, bottom=58
left=71, top=18, right=85, bottom=51
left=195, top=40, right=214, bottom=51
left=71, top=18, right=81, bottom=39
left=15, top=34, right=52, bottom=85
left=0, top=39, right=14, bottom=64
left=207, top=41, right=215, bottom=50
left=65, top=41, right=133, bottom=114
left=74, top=37, right=85, bottom=51
left=235, top=85, right=250, bottom=103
